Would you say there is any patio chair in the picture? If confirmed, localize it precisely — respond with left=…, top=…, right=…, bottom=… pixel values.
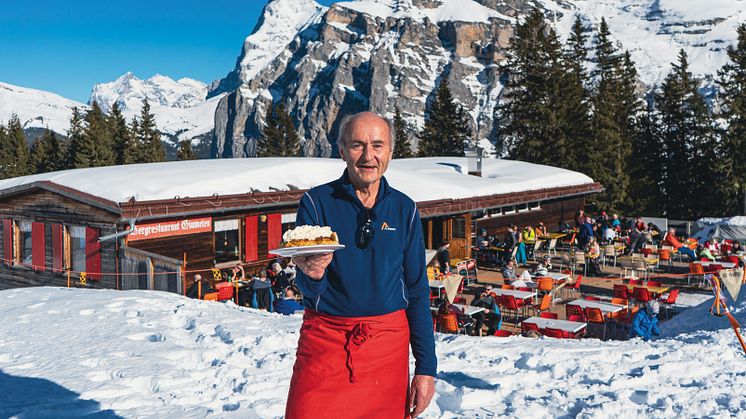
left=647, top=280, right=662, bottom=287
left=572, top=252, right=587, bottom=276
left=725, top=255, right=740, bottom=266
left=613, top=284, right=629, bottom=299
left=521, top=321, right=540, bottom=335
left=542, top=327, right=565, bottom=339
left=688, top=262, right=705, bottom=286
left=566, top=304, right=585, bottom=322
left=493, top=330, right=513, bottom=337
left=437, top=312, right=468, bottom=334
left=568, top=314, right=585, bottom=322
left=658, top=288, right=680, bottom=319
left=585, top=307, right=610, bottom=340
left=563, top=275, right=583, bottom=300
left=501, top=284, right=515, bottom=290
left=539, top=312, right=558, bottom=319
left=216, top=282, right=234, bottom=302
left=658, top=249, right=672, bottom=271
left=628, top=278, right=642, bottom=285
left=537, top=276, right=554, bottom=296
left=603, top=245, right=618, bottom=268
left=203, top=292, right=219, bottom=301
left=500, top=295, right=524, bottom=323
left=632, top=287, right=651, bottom=303
left=546, top=238, right=558, bottom=257
left=532, top=239, right=544, bottom=261
left=530, top=294, right=551, bottom=317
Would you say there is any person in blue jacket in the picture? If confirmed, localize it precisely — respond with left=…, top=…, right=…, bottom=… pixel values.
left=285, top=112, right=435, bottom=418
left=274, top=287, right=304, bottom=315
left=631, top=300, right=661, bottom=341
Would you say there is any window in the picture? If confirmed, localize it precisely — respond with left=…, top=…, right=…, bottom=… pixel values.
left=452, top=217, right=466, bottom=239
left=281, top=212, right=297, bottom=235
left=214, top=219, right=240, bottom=264
left=69, top=226, right=86, bottom=273
left=529, top=201, right=541, bottom=210
left=19, top=221, right=32, bottom=266
left=517, top=203, right=529, bottom=213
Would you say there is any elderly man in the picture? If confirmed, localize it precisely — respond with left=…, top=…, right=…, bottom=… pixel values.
left=285, top=112, right=436, bottom=418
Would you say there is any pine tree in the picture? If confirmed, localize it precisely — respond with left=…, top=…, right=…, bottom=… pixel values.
left=392, top=107, right=413, bottom=158
left=0, top=123, right=8, bottom=178
left=1, top=114, right=31, bottom=178
left=64, top=107, right=86, bottom=169
left=177, top=140, right=197, bottom=160
left=628, top=100, right=664, bottom=215
left=717, top=23, right=746, bottom=214
left=109, top=102, right=137, bottom=165
left=497, top=8, right=566, bottom=163
left=417, top=79, right=472, bottom=156
left=559, top=15, right=593, bottom=173
left=588, top=19, right=641, bottom=211
left=257, top=103, right=300, bottom=157
left=136, top=100, right=165, bottom=162
left=29, top=130, right=50, bottom=174
left=657, top=50, right=716, bottom=219
left=70, top=101, right=115, bottom=168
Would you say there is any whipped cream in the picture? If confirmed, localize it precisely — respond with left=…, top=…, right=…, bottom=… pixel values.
left=283, top=225, right=333, bottom=242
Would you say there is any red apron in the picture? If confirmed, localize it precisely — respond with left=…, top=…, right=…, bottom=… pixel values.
left=285, top=309, right=410, bottom=419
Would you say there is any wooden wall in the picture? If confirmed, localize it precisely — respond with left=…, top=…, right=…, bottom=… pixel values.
left=0, top=190, right=119, bottom=290
left=474, top=197, right=585, bottom=240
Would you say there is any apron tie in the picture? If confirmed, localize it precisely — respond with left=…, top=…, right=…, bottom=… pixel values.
left=345, top=323, right=371, bottom=383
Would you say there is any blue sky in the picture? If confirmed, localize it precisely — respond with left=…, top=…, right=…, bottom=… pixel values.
left=0, top=0, right=335, bottom=103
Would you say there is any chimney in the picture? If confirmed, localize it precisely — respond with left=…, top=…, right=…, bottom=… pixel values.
left=465, top=145, right=483, bottom=177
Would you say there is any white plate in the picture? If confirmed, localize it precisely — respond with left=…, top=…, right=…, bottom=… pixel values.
left=269, top=244, right=345, bottom=257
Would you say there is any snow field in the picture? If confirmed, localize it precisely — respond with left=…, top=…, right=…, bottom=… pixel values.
left=1, top=286, right=746, bottom=417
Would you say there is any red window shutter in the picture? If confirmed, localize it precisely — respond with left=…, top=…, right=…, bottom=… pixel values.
left=2, top=219, right=11, bottom=266
left=86, top=227, right=101, bottom=281
left=52, top=224, right=63, bottom=273
left=267, top=213, right=282, bottom=258
left=32, top=222, right=46, bottom=271
left=244, top=216, right=258, bottom=262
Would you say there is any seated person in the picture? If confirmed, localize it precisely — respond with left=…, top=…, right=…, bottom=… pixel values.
left=437, top=299, right=474, bottom=335
left=603, top=225, right=617, bottom=244
left=511, top=270, right=535, bottom=289
left=427, top=260, right=442, bottom=279
left=534, top=255, right=552, bottom=277
left=274, top=286, right=304, bottom=315
left=631, top=300, right=661, bottom=341
left=535, top=222, right=548, bottom=237
left=476, top=228, right=493, bottom=250
left=271, top=262, right=291, bottom=294
left=251, top=269, right=274, bottom=311
left=471, top=290, right=501, bottom=335
left=586, top=237, right=603, bottom=276
left=186, top=274, right=212, bottom=299
left=501, top=260, right=517, bottom=281
left=662, top=228, right=696, bottom=261
left=698, top=245, right=717, bottom=262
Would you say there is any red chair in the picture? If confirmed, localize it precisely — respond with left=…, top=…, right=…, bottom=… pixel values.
left=542, top=327, right=565, bottom=338
left=584, top=296, right=601, bottom=301
left=725, top=256, right=740, bottom=265
left=707, top=264, right=723, bottom=273
left=493, top=330, right=513, bottom=337
left=500, top=295, right=524, bottom=323
left=658, top=288, right=680, bottom=319
left=584, top=307, right=609, bottom=340
left=647, top=280, right=662, bottom=287
left=518, top=287, right=532, bottom=292
left=568, top=314, right=584, bottom=322
left=688, top=263, right=706, bottom=286
left=453, top=296, right=467, bottom=305
left=540, top=312, right=558, bottom=319
left=613, top=284, right=629, bottom=299
left=633, top=287, right=651, bottom=303
left=566, top=304, right=585, bottom=322
left=521, top=321, right=540, bottom=335
left=628, top=278, right=642, bottom=285
left=563, top=275, right=583, bottom=300
left=215, top=282, right=234, bottom=301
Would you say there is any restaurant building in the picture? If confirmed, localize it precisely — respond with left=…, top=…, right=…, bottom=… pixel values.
left=0, top=157, right=602, bottom=292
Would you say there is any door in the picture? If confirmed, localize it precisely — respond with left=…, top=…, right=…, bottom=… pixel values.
left=446, top=214, right=471, bottom=260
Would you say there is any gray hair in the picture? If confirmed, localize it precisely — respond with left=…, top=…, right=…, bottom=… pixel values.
left=337, top=112, right=396, bottom=153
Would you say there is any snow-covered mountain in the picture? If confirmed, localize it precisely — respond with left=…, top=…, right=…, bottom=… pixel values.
left=0, top=82, right=87, bottom=135
left=210, top=0, right=746, bottom=158
left=90, top=72, right=208, bottom=114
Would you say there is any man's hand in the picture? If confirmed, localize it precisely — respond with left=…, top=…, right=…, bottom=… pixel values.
left=292, top=253, right=333, bottom=280
left=408, top=374, right=435, bottom=418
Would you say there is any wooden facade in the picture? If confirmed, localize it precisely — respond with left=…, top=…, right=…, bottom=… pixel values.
left=0, top=178, right=602, bottom=293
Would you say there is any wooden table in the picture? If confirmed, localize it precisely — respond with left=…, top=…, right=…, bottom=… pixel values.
left=538, top=233, right=566, bottom=240
left=568, top=299, right=625, bottom=316
left=430, top=304, right=485, bottom=317
left=625, top=284, right=670, bottom=295
left=694, top=261, right=736, bottom=269
left=521, top=317, right=587, bottom=334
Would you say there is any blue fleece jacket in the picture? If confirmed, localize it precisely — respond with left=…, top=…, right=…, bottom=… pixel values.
left=294, top=171, right=436, bottom=377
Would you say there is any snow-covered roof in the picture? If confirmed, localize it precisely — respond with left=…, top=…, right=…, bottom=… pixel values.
left=0, top=157, right=596, bottom=205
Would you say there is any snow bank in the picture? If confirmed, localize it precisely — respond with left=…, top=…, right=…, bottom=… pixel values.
left=1, top=287, right=746, bottom=418
left=661, top=285, right=746, bottom=338
left=0, top=157, right=595, bottom=204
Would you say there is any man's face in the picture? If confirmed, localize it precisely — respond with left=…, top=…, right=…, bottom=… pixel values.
left=339, top=113, right=393, bottom=189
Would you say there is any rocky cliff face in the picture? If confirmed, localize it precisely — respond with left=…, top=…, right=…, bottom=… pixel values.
left=212, top=0, right=516, bottom=158
left=210, top=0, right=745, bottom=158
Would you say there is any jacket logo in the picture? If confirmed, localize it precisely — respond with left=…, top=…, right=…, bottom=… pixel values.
left=381, top=222, right=397, bottom=231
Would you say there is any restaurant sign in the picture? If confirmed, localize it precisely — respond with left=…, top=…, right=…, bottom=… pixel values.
left=128, top=217, right=213, bottom=241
